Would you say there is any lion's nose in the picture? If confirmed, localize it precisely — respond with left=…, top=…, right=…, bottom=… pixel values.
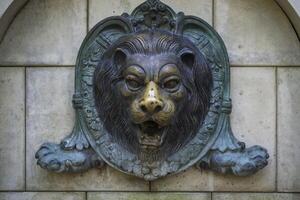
left=140, top=81, right=164, bottom=114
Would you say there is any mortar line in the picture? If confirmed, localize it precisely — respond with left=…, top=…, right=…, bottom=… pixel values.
left=0, top=190, right=299, bottom=194
left=85, top=191, right=88, bottom=200
left=24, top=66, right=27, bottom=191
left=211, top=192, right=213, bottom=200
left=87, top=0, right=89, bottom=33
left=230, top=65, right=300, bottom=68
left=212, top=0, right=215, bottom=28
left=275, top=66, right=278, bottom=192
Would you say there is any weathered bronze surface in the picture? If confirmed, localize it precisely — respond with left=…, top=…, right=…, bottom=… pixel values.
left=36, top=0, right=269, bottom=180
left=94, top=30, right=212, bottom=163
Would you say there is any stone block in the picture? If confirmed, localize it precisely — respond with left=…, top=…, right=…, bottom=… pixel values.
left=161, top=0, right=212, bottom=25
left=211, top=67, right=276, bottom=191
left=214, top=0, right=300, bottom=66
left=151, top=67, right=276, bottom=191
left=88, top=192, right=210, bottom=200
left=278, top=68, right=300, bottom=192
left=0, top=67, right=25, bottom=190
left=26, top=67, right=148, bottom=191
left=0, top=0, right=87, bottom=65
left=88, top=0, right=212, bottom=30
left=89, top=0, right=140, bottom=29
left=151, top=169, right=212, bottom=191
left=0, top=192, right=84, bottom=200
left=212, top=193, right=300, bottom=200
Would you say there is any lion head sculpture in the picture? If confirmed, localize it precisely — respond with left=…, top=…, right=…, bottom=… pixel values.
left=36, top=0, right=269, bottom=180
left=94, top=30, right=212, bottom=162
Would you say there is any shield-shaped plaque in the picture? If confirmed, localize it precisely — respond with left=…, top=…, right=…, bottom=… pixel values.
left=36, top=0, right=268, bottom=180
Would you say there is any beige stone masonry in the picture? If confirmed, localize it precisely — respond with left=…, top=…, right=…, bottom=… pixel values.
left=0, top=192, right=85, bottom=200
left=0, top=0, right=299, bottom=196
left=0, top=67, right=25, bottom=190
left=213, top=193, right=300, bottom=200
left=215, top=0, right=300, bottom=66
left=278, top=68, right=300, bottom=192
left=88, top=192, right=211, bottom=200
left=88, top=0, right=212, bottom=30
left=0, top=0, right=87, bottom=66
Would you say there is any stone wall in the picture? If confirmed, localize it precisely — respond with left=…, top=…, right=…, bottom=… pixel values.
left=0, top=0, right=299, bottom=199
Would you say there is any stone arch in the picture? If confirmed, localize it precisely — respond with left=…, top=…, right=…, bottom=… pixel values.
left=0, top=0, right=28, bottom=42
left=275, top=0, right=300, bottom=37
left=0, top=0, right=299, bottom=43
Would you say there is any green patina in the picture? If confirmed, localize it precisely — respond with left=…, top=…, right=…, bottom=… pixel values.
left=35, top=0, right=269, bottom=181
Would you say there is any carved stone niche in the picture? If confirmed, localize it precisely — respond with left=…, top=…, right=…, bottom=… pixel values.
left=35, top=0, right=269, bottom=181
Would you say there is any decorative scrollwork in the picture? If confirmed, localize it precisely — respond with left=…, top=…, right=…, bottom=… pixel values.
left=36, top=0, right=268, bottom=180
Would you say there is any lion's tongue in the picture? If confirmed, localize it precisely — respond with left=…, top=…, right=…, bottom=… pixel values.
left=139, top=121, right=162, bottom=146
left=141, top=121, right=160, bottom=134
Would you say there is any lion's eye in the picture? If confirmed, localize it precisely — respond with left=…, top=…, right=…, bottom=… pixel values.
left=163, top=79, right=180, bottom=90
left=125, top=76, right=142, bottom=90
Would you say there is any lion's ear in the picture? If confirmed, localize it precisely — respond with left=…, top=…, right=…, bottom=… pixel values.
left=180, top=49, right=195, bottom=67
left=113, top=48, right=127, bottom=67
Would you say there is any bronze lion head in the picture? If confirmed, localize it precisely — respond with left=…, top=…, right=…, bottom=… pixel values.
left=36, top=0, right=269, bottom=180
left=94, top=30, right=212, bottom=162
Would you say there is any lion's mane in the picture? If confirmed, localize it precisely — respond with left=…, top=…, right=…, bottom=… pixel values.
left=94, top=30, right=212, bottom=159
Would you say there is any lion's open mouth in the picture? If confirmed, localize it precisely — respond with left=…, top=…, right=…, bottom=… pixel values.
left=137, top=120, right=166, bottom=149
